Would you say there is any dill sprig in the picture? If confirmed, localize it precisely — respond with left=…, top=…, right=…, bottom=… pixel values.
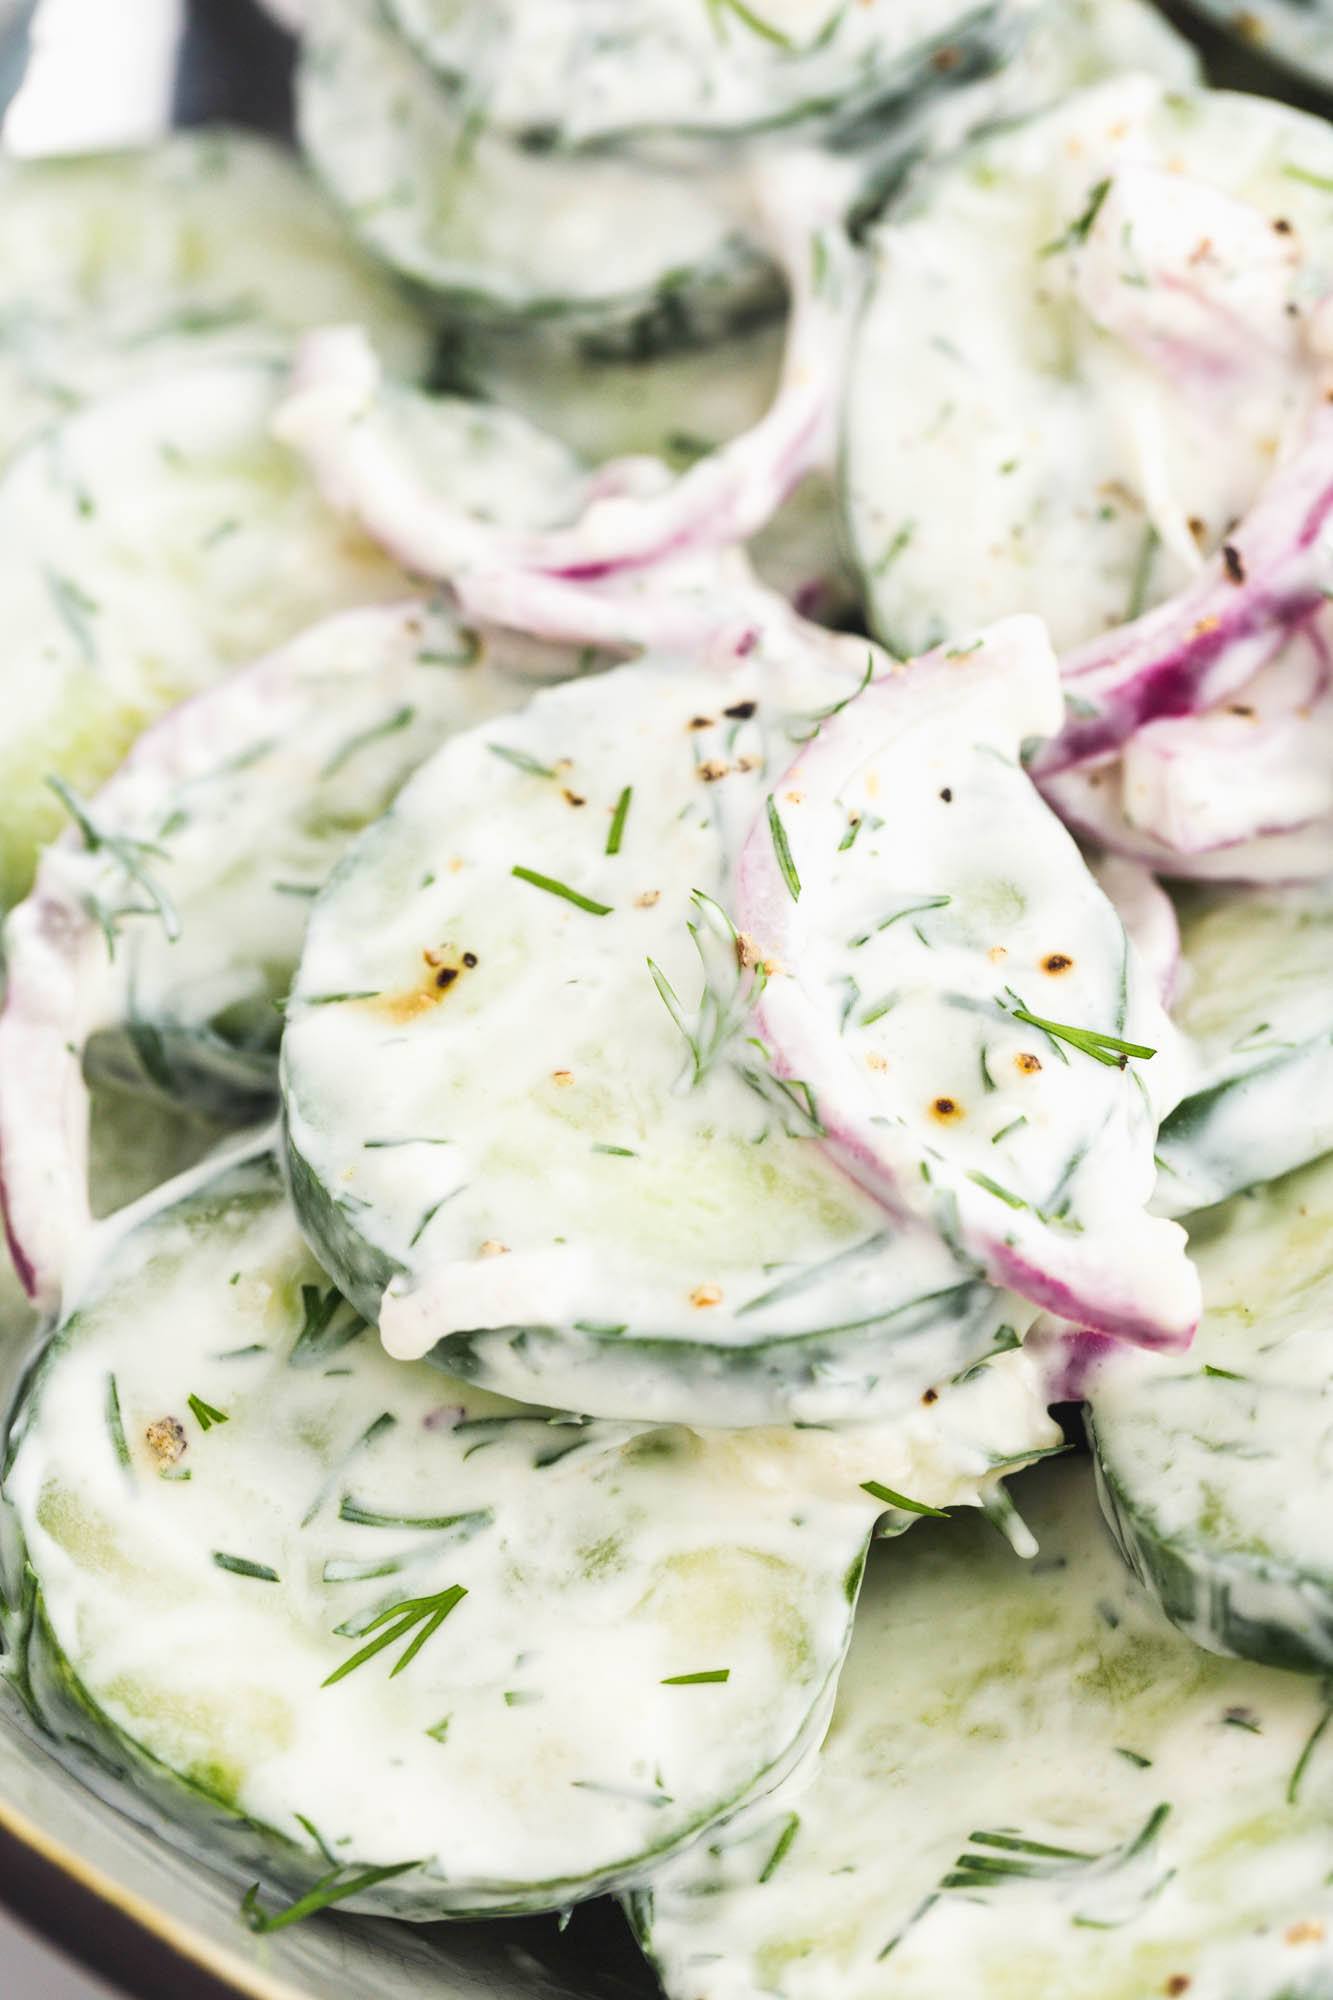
left=488, top=742, right=557, bottom=779
left=289, top=1284, right=367, bottom=1370
left=606, top=785, right=633, bottom=856
left=47, top=774, right=180, bottom=949
left=1003, top=997, right=1155, bottom=1071
left=241, top=1860, right=421, bottom=1934
left=511, top=865, right=611, bottom=916
left=321, top=705, right=415, bottom=779
left=322, top=1584, right=467, bottom=1687
left=187, top=1393, right=228, bottom=1432
left=704, top=0, right=792, bottom=48
left=786, top=655, right=874, bottom=744
left=1041, top=176, right=1112, bottom=258
left=105, top=1374, right=131, bottom=1473
left=860, top=1481, right=948, bottom=1519
left=212, top=1552, right=280, bottom=1582
left=940, top=1803, right=1172, bottom=1928
left=766, top=795, right=801, bottom=902
left=648, top=890, right=766, bottom=1092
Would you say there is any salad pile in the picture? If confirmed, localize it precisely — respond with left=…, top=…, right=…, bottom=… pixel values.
left=3, top=3, right=1333, bottom=1995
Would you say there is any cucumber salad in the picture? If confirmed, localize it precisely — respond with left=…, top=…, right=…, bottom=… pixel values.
left=7, top=5, right=1333, bottom=1997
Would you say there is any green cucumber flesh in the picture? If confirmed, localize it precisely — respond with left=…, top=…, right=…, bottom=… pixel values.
left=281, top=645, right=1048, bottom=1427
left=0, top=127, right=432, bottom=465
left=2, top=1151, right=884, bottom=1917
left=0, top=357, right=408, bottom=911
left=1155, top=884, right=1333, bottom=1216
left=844, top=77, right=1333, bottom=659
left=297, top=0, right=778, bottom=336
left=634, top=1454, right=1333, bottom=2000
left=1092, top=1146, right=1333, bottom=1674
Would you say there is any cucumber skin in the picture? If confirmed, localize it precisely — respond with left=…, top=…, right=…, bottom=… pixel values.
left=85, top=1024, right=277, bottom=1126
left=283, top=1128, right=404, bottom=1320
left=423, top=1279, right=1016, bottom=1427
left=1155, top=1036, right=1333, bottom=1219
left=1089, top=1416, right=1333, bottom=1677
left=0, top=1171, right=852, bottom=1919
left=286, top=1112, right=1024, bottom=1424
left=387, top=0, right=1024, bottom=152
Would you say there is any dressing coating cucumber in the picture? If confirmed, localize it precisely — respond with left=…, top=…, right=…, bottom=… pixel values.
left=733, top=614, right=1193, bottom=1350
left=383, top=0, right=1027, bottom=151
left=1177, top=0, right=1333, bottom=91
left=1155, top=883, right=1333, bottom=1216
left=298, top=0, right=777, bottom=338
left=282, top=637, right=1045, bottom=1427
left=843, top=76, right=1333, bottom=659
left=0, top=600, right=585, bottom=1310
left=0, top=128, right=431, bottom=461
left=23, top=601, right=580, bottom=1114
left=632, top=1455, right=1333, bottom=2000
left=1091, top=1148, right=1333, bottom=1674
left=0, top=1151, right=1049, bottom=1918
left=0, top=358, right=409, bottom=911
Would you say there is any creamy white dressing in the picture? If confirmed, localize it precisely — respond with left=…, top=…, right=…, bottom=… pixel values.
left=283, top=631, right=1047, bottom=1424
left=383, top=0, right=1028, bottom=148
left=0, top=357, right=408, bottom=910
left=0, top=128, right=430, bottom=463
left=1154, top=881, right=1333, bottom=1214
left=3, top=1153, right=1057, bottom=1915
left=0, top=601, right=583, bottom=1308
left=1092, top=1148, right=1333, bottom=1668
left=67, top=607, right=558, bottom=1081
left=298, top=0, right=773, bottom=324
left=736, top=616, right=1195, bottom=1346
left=845, top=76, right=1333, bottom=658
left=637, top=1455, right=1333, bottom=2000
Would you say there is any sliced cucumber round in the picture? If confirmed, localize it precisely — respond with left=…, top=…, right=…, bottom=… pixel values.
left=1091, top=1148, right=1333, bottom=1674
left=633, top=1455, right=1333, bottom=2000
left=0, top=600, right=581, bottom=1309
left=0, top=1150, right=1046, bottom=1918
left=282, top=634, right=1042, bottom=1426
left=0, top=357, right=410, bottom=912
left=78, top=605, right=564, bottom=1110
left=1154, top=882, right=1333, bottom=1216
left=0, top=128, right=431, bottom=461
left=297, top=0, right=778, bottom=338
left=382, top=0, right=1027, bottom=151
left=843, top=76, right=1333, bottom=660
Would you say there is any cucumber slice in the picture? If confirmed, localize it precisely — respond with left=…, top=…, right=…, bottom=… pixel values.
left=1155, top=883, right=1333, bottom=1216
left=297, top=0, right=777, bottom=336
left=844, top=76, right=1333, bottom=661
left=0, top=357, right=410, bottom=912
left=1091, top=1148, right=1333, bottom=1674
left=0, top=128, right=431, bottom=461
left=0, top=1150, right=1040, bottom=1918
left=0, top=601, right=575, bottom=1310
left=1177, top=0, right=1333, bottom=91
left=733, top=614, right=1196, bottom=1348
left=382, top=0, right=1027, bottom=150
left=633, top=1455, right=1333, bottom=2000
left=282, top=634, right=1043, bottom=1426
